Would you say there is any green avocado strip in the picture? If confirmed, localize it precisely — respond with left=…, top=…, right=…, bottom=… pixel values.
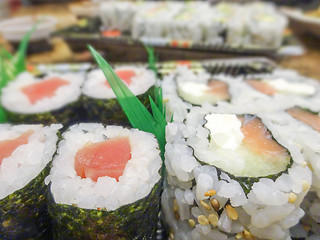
left=145, top=45, right=158, bottom=75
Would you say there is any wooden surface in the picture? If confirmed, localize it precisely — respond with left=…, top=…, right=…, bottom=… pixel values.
left=279, top=33, right=320, bottom=81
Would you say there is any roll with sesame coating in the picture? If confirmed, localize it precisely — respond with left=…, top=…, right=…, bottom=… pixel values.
left=162, top=105, right=311, bottom=240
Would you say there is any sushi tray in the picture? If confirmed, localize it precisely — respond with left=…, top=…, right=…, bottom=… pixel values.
left=52, top=0, right=292, bottom=62
left=1, top=56, right=320, bottom=240
left=54, top=28, right=280, bottom=62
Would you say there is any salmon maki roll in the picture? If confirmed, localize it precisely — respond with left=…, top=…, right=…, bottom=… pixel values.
left=1, top=72, right=84, bottom=126
left=82, top=66, right=156, bottom=125
left=162, top=105, right=311, bottom=240
left=0, top=124, right=61, bottom=240
left=46, top=123, right=162, bottom=239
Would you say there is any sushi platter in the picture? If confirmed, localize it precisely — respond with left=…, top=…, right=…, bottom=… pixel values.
left=2, top=53, right=320, bottom=240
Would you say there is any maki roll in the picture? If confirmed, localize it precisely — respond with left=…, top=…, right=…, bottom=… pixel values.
left=0, top=124, right=61, bottom=239
left=220, top=69, right=320, bottom=114
left=162, top=67, right=231, bottom=122
left=82, top=66, right=156, bottom=125
left=131, top=2, right=183, bottom=40
left=46, top=123, right=162, bottom=239
left=1, top=72, right=84, bottom=126
left=99, top=1, right=138, bottom=33
left=162, top=105, right=311, bottom=240
left=243, top=2, right=287, bottom=48
left=262, top=107, right=320, bottom=239
left=167, top=2, right=210, bottom=43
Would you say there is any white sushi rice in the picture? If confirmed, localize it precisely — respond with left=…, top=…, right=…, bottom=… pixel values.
left=163, top=105, right=312, bottom=240
left=291, top=191, right=320, bottom=239
left=1, top=71, right=84, bottom=114
left=46, top=123, right=162, bottom=210
left=0, top=124, right=61, bottom=200
left=263, top=108, right=320, bottom=239
left=82, top=66, right=156, bottom=99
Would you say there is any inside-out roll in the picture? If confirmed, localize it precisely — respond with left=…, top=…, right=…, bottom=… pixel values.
left=162, top=105, right=311, bottom=240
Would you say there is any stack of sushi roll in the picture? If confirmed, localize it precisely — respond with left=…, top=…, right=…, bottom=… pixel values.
left=166, top=2, right=211, bottom=43
left=96, top=1, right=287, bottom=48
left=82, top=65, right=156, bottom=125
left=46, top=123, right=162, bottom=239
left=132, top=2, right=183, bottom=40
left=162, top=105, right=312, bottom=240
left=243, top=3, right=287, bottom=48
left=0, top=124, right=61, bottom=239
left=226, top=2, right=287, bottom=48
left=99, top=1, right=138, bottom=33
left=1, top=71, right=84, bottom=126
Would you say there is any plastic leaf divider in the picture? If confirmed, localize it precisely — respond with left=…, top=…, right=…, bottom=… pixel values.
left=0, top=22, right=39, bottom=123
left=88, top=45, right=167, bottom=161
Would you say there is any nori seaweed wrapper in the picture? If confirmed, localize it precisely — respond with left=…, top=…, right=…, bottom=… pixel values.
left=82, top=86, right=155, bottom=126
left=0, top=163, right=51, bottom=240
left=4, top=100, right=84, bottom=128
left=48, top=179, right=162, bottom=240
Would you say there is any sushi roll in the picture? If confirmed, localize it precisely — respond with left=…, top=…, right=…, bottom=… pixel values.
left=82, top=66, right=156, bottom=125
left=167, top=2, right=210, bottom=43
left=219, top=69, right=320, bottom=114
left=162, top=67, right=231, bottom=122
left=46, top=123, right=162, bottom=239
left=1, top=71, right=84, bottom=126
left=99, top=1, right=137, bottom=33
left=244, top=2, right=287, bottom=48
left=131, top=2, right=183, bottom=40
left=162, top=105, right=311, bottom=240
left=0, top=124, right=61, bottom=239
left=262, top=107, right=320, bottom=239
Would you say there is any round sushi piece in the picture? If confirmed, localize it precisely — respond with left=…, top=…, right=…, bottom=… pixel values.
left=131, top=2, right=183, bottom=40
left=1, top=71, right=84, bottom=126
left=262, top=107, right=320, bottom=239
left=162, top=67, right=231, bottom=122
left=46, top=123, right=162, bottom=239
left=82, top=66, right=156, bottom=125
left=99, top=1, right=138, bottom=32
left=0, top=123, right=61, bottom=240
left=219, top=69, right=320, bottom=114
left=166, top=2, right=210, bottom=43
left=162, top=105, right=311, bottom=240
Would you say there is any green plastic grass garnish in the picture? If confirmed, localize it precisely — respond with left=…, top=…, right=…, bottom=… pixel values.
left=0, top=23, right=38, bottom=123
left=88, top=45, right=167, bottom=160
left=145, top=45, right=158, bottom=75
